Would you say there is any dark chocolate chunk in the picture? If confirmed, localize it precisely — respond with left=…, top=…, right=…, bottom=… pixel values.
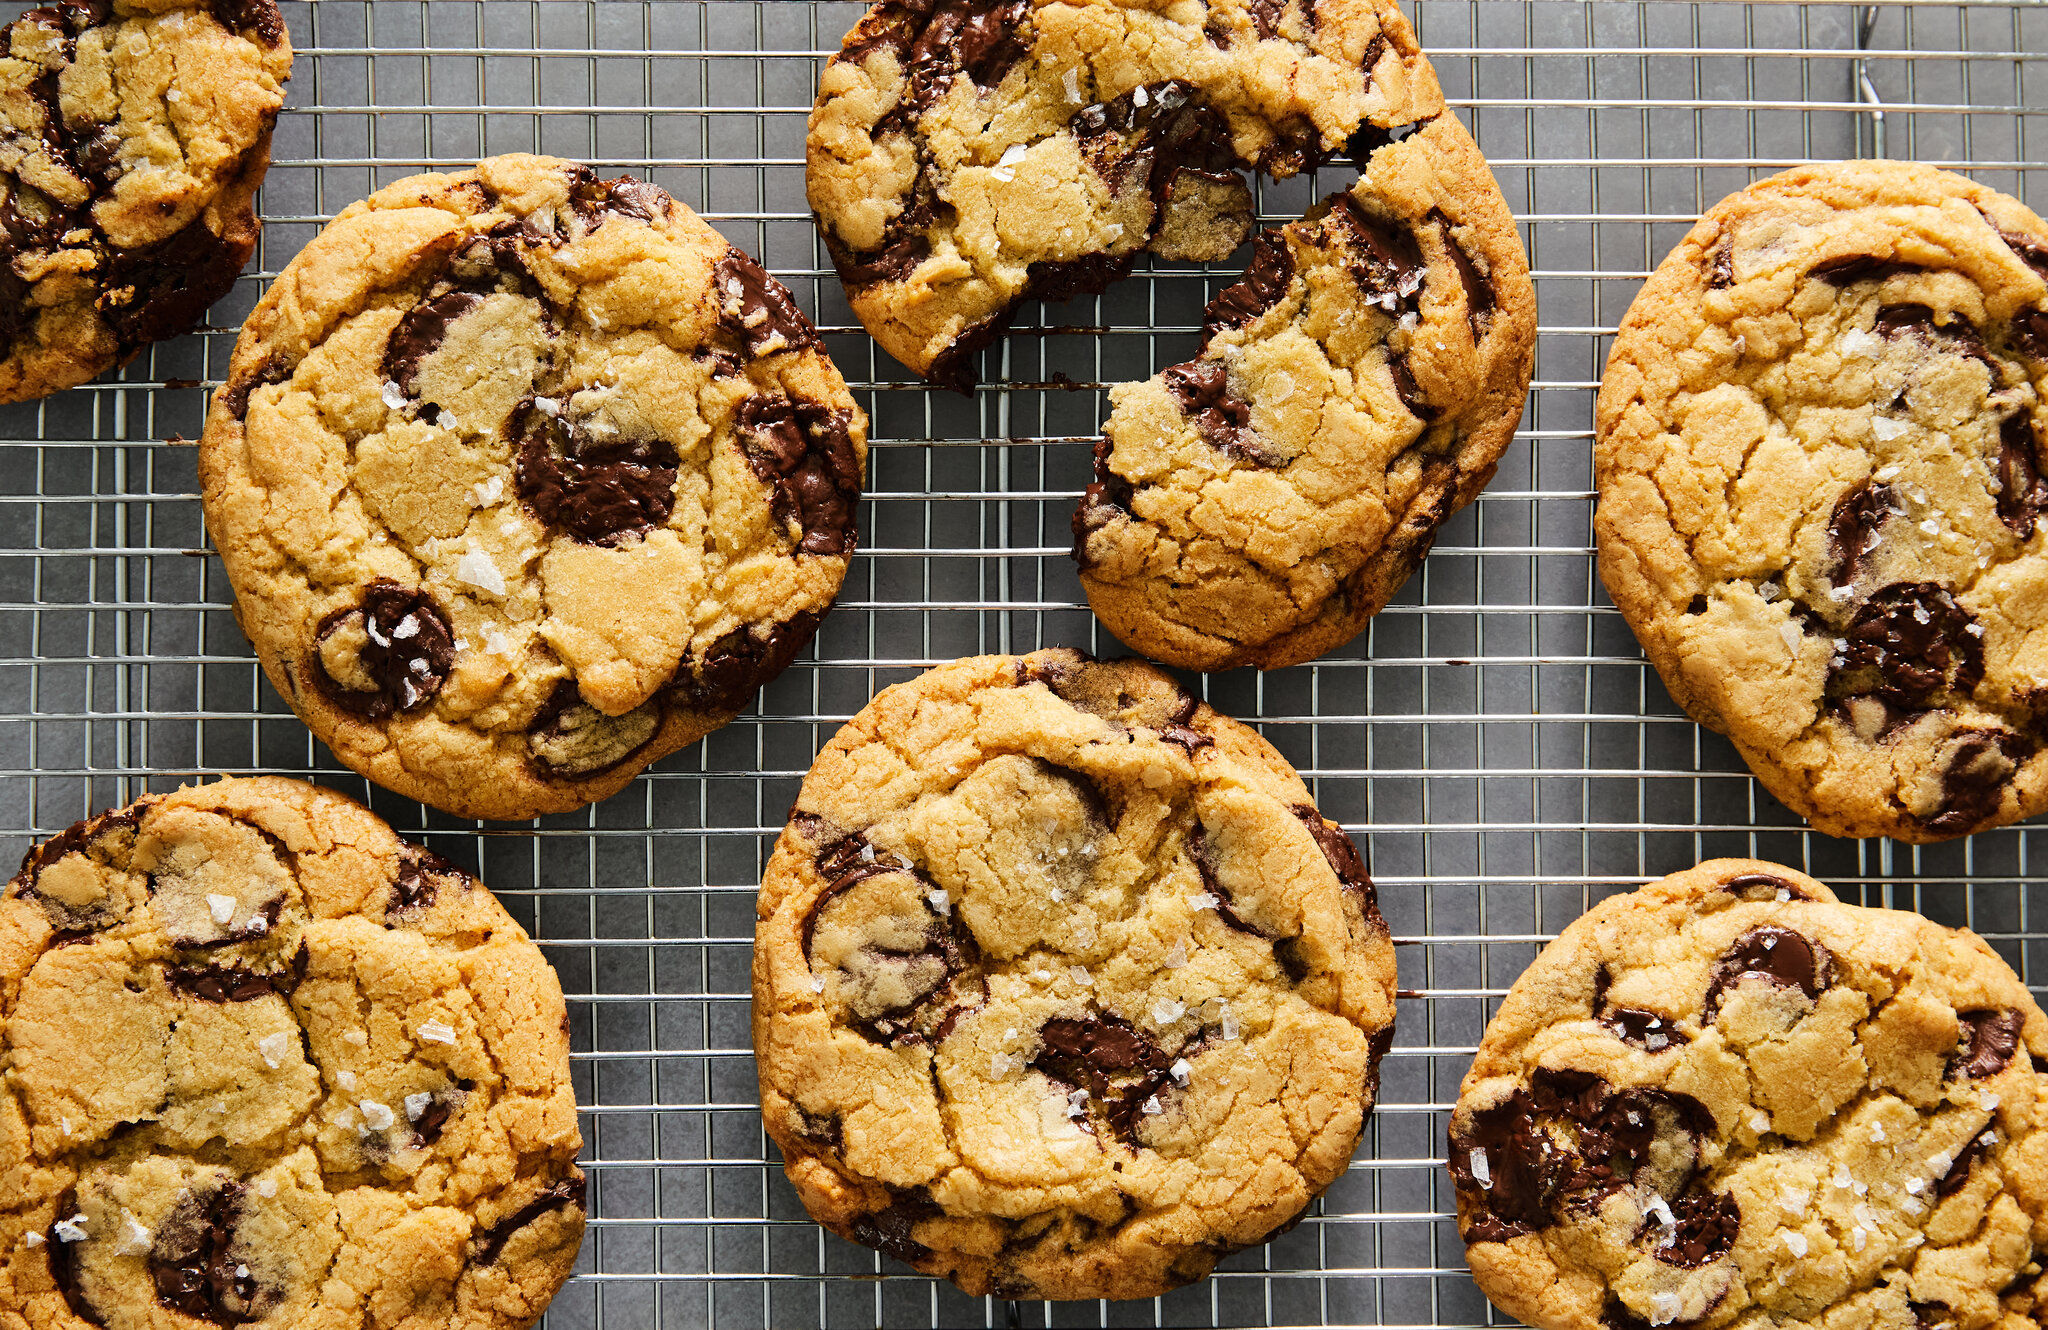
left=1187, top=826, right=1268, bottom=940
left=1720, top=872, right=1811, bottom=902
left=1985, top=213, right=2048, bottom=284
left=1246, top=0, right=1285, bottom=39
left=1340, top=115, right=1429, bottom=166
left=1811, top=254, right=1925, bottom=286
left=1923, top=728, right=2031, bottom=835
left=1703, top=926, right=1832, bottom=1015
left=216, top=356, right=292, bottom=420
left=149, top=1181, right=278, bottom=1325
left=13, top=805, right=141, bottom=936
left=310, top=579, right=455, bottom=720
left=850, top=1187, right=942, bottom=1268
left=1448, top=1068, right=1714, bottom=1243
left=713, top=249, right=821, bottom=358
left=46, top=1189, right=102, bottom=1327
left=473, top=1177, right=587, bottom=1264
left=669, top=610, right=823, bottom=716
left=1428, top=207, right=1495, bottom=340
left=1071, top=80, right=1242, bottom=219
left=380, top=289, right=485, bottom=392
left=100, top=215, right=249, bottom=354
left=1950, top=1007, right=2025, bottom=1080
left=208, top=0, right=286, bottom=46
left=1386, top=352, right=1435, bottom=420
left=512, top=398, right=680, bottom=546
left=1998, top=411, right=2048, bottom=539
left=1201, top=229, right=1296, bottom=343
left=526, top=680, right=662, bottom=780
left=165, top=948, right=306, bottom=1003
left=1935, top=1130, right=1996, bottom=1200
left=1827, top=481, right=1898, bottom=582
left=1329, top=193, right=1426, bottom=313
left=408, top=1078, right=474, bottom=1147
left=1161, top=724, right=1212, bottom=755
left=2014, top=310, right=2048, bottom=363
left=821, top=185, right=938, bottom=292
left=798, top=852, right=982, bottom=1047
left=1874, top=303, right=1997, bottom=373
left=388, top=844, right=464, bottom=920
left=1600, top=1005, right=1688, bottom=1052
left=1289, top=804, right=1372, bottom=902
left=1828, top=582, right=1984, bottom=711
left=1031, top=1013, right=1171, bottom=1100
left=733, top=394, right=863, bottom=556
left=1650, top=1187, right=1741, bottom=1267
left=1071, top=434, right=1137, bottom=564
left=1161, top=359, right=1272, bottom=465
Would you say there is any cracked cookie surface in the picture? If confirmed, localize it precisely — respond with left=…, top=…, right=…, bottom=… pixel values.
left=1449, top=859, right=2048, bottom=1330
left=199, top=153, right=867, bottom=822
left=1075, top=114, right=1534, bottom=671
left=0, top=0, right=292, bottom=402
left=1596, top=162, right=2048, bottom=841
left=0, top=776, right=584, bottom=1329
left=752, top=648, right=1397, bottom=1300
left=806, top=0, right=1505, bottom=388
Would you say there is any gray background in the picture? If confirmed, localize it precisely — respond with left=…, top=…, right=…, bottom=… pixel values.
left=0, top=1, right=2043, bottom=1327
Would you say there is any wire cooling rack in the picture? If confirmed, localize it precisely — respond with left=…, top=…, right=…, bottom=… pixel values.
left=0, top=1, right=2043, bottom=1327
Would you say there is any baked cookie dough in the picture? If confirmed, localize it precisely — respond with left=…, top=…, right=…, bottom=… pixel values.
left=1597, top=162, right=2048, bottom=841
left=0, top=0, right=293, bottom=402
left=1449, top=858, right=2048, bottom=1330
left=199, top=153, right=867, bottom=822
left=0, top=776, right=585, bottom=1328
left=1074, top=117, right=1535, bottom=671
left=753, top=648, right=1397, bottom=1300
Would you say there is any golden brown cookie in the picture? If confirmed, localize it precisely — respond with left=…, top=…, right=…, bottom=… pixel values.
left=753, top=649, right=1397, bottom=1300
left=199, top=154, right=868, bottom=821
left=0, top=0, right=293, bottom=402
left=0, top=776, right=584, bottom=1329
left=1597, top=162, right=2048, bottom=841
left=1450, top=859, right=2048, bottom=1330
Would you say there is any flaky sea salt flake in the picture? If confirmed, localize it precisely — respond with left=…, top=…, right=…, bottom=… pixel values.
left=455, top=551, right=506, bottom=597
left=53, top=1216, right=87, bottom=1243
left=258, top=1031, right=291, bottom=1070
left=207, top=893, right=236, bottom=924
left=1782, top=1231, right=1809, bottom=1257
left=418, top=1018, right=458, bottom=1045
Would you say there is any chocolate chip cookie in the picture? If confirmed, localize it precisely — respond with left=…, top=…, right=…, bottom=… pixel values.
left=199, top=154, right=868, bottom=822
left=1449, top=858, right=2048, bottom=1330
left=807, top=0, right=1510, bottom=388
left=753, top=648, right=1398, bottom=1300
left=0, top=0, right=293, bottom=403
left=1075, top=115, right=1535, bottom=671
left=1597, top=162, right=2048, bottom=841
left=0, top=776, right=585, bottom=1328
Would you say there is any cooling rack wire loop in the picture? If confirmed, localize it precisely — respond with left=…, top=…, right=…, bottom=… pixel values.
left=0, top=1, right=2041, bottom=1326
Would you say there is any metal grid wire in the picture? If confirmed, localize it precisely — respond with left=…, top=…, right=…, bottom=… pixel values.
left=0, top=1, right=2043, bottom=1326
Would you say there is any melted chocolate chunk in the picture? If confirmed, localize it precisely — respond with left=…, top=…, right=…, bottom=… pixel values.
left=1187, top=826, right=1268, bottom=939
left=209, top=0, right=286, bottom=45
left=1874, top=303, right=1997, bottom=372
left=216, top=356, right=292, bottom=420
left=1330, top=194, right=1426, bottom=314
left=823, top=186, right=938, bottom=292
left=388, top=844, right=463, bottom=920
left=1913, top=1303, right=1956, bottom=1330
left=512, top=398, right=680, bottom=546
left=310, top=579, right=455, bottom=719
left=149, top=1182, right=277, bottom=1325
left=1071, top=80, right=1243, bottom=218
left=713, top=249, right=821, bottom=358
left=733, top=394, right=863, bottom=556
left=1201, top=229, right=1296, bottom=343
left=1246, top=0, right=1285, bottom=39
left=670, top=610, right=823, bottom=716
left=1289, top=804, right=1373, bottom=903
left=1161, top=723, right=1212, bottom=754
left=100, top=215, right=249, bottom=353
left=165, top=948, right=306, bottom=1003
left=1161, top=359, right=1271, bottom=465
left=1999, top=411, right=2048, bottom=539
left=1703, top=926, right=1832, bottom=1015
left=1827, top=481, right=1898, bottom=582
left=1593, top=966, right=1688, bottom=1051
left=1935, top=1131, right=1996, bottom=1200
left=1651, top=1187, right=1741, bottom=1267
left=1387, top=352, right=1435, bottom=420
left=409, top=1078, right=474, bottom=1147
left=381, top=289, right=484, bottom=392
left=1951, top=1007, right=2025, bottom=1080
left=14, top=805, right=141, bottom=936
left=474, top=1177, right=587, bottom=1264
left=1031, top=1014, right=1171, bottom=1100
left=1925, top=729, right=2031, bottom=835
left=2015, top=308, right=2048, bottom=362
left=1448, top=1068, right=1714, bottom=1243
left=567, top=170, right=668, bottom=227
left=798, top=851, right=980, bottom=1047
left=1071, top=434, right=1136, bottom=564
left=1428, top=207, right=1495, bottom=339
left=525, top=680, right=662, bottom=780
left=46, top=1189, right=102, bottom=1326
left=851, top=1188, right=942, bottom=1267
left=1828, top=582, right=1984, bottom=711
left=1811, top=254, right=1925, bottom=286
left=1339, top=115, right=1429, bottom=166
left=1720, top=872, right=1811, bottom=902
